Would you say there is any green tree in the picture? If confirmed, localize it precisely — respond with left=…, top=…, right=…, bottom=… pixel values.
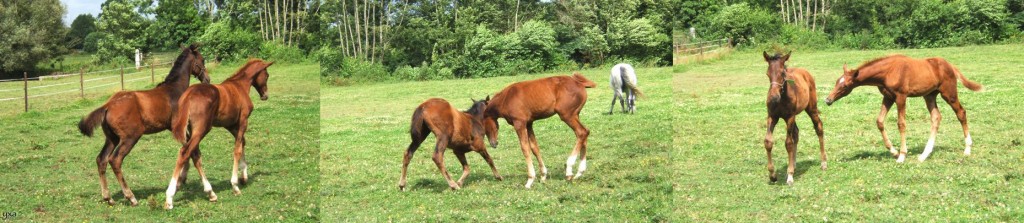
left=68, top=14, right=97, bottom=50
left=0, top=0, right=69, bottom=75
left=95, top=0, right=149, bottom=63
left=152, top=0, right=208, bottom=49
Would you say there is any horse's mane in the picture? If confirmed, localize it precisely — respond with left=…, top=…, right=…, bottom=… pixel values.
left=765, top=53, right=786, bottom=61
left=226, top=59, right=267, bottom=81
left=157, top=45, right=197, bottom=86
left=856, top=54, right=908, bottom=71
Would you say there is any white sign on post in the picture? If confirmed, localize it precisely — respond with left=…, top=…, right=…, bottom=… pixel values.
left=135, top=49, right=141, bottom=70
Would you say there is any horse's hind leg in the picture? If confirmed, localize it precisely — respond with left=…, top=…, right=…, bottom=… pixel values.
left=166, top=124, right=210, bottom=209
left=454, top=151, right=471, bottom=187
left=479, top=150, right=503, bottom=181
left=110, top=136, right=140, bottom=206
left=527, top=122, right=548, bottom=181
left=227, top=122, right=248, bottom=195
left=399, top=131, right=427, bottom=191
left=806, top=107, right=827, bottom=170
left=920, top=93, right=942, bottom=161
left=430, top=136, right=460, bottom=190
left=189, top=147, right=217, bottom=202
left=96, top=136, right=116, bottom=205
left=561, top=114, right=590, bottom=181
left=608, top=90, right=620, bottom=115
left=941, top=92, right=972, bottom=155
left=895, top=95, right=909, bottom=163
left=764, top=117, right=780, bottom=182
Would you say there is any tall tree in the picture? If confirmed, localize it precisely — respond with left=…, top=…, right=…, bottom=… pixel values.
left=95, top=0, right=150, bottom=63
left=68, top=14, right=98, bottom=50
left=153, top=0, right=209, bottom=48
left=0, top=0, right=69, bottom=75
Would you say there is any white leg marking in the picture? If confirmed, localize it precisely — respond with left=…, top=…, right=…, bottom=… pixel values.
left=566, top=155, right=577, bottom=177
left=165, top=178, right=177, bottom=209
left=786, top=174, right=794, bottom=185
left=541, top=167, right=548, bottom=181
left=896, top=153, right=906, bottom=163
left=964, top=134, right=973, bottom=155
left=919, top=137, right=936, bottom=162
left=573, top=159, right=587, bottom=179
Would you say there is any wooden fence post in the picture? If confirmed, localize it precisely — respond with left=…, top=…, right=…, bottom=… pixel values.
left=120, top=64, right=125, bottom=91
left=80, top=67, right=85, bottom=98
left=151, top=58, right=155, bottom=84
left=23, top=72, right=28, bottom=112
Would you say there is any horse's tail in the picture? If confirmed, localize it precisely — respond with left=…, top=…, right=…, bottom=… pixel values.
left=78, top=107, right=107, bottom=137
left=172, top=101, right=191, bottom=144
left=409, top=106, right=427, bottom=138
left=950, top=62, right=983, bottom=91
left=572, top=72, right=597, bottom=88
left=620, top=69, right=645, bottom=98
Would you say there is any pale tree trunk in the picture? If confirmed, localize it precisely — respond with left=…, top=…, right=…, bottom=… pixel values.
left=780, top=0, right=787, bottom=23
left=514, top=0, right=521, bottom=32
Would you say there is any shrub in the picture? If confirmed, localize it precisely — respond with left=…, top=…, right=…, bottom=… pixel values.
left=82, top=32, right=106, bottom=53
left=197, top=21, right=261, bottom=62
left=704, top=3, right=780, bottom=47
left=258, top=42, right=305, bottom=63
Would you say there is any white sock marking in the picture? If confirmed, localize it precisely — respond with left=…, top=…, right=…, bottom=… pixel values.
left=919, top=137, right=936, bottom=161
left=964, top=134, right=973, bottom=155
left=565, top=155, right=577, bottom=177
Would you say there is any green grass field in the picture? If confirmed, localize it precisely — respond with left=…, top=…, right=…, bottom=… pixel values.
left=0, top=62, right=320, bottom=221
left=673, top=44, right=1024, bottom=221
left=320, top=68, right=674, bottom=221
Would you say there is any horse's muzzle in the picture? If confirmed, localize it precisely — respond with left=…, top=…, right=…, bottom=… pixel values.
left=824, top=98, right=833, bottom=106
left=260, top=95, right=268, bottom=101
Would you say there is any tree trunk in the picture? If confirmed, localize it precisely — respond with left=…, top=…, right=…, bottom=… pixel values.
left=514, top=0, right=521, bottom=32
left=780, top=0, right=787, bottom=23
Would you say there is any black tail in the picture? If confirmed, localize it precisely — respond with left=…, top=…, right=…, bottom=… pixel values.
left=410, top=107, right=427, bottom=138
left=78, top=107, right=107, bottom=137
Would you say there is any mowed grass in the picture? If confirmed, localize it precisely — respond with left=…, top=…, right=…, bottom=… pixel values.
left=0, top=62, right=320, bottom=221
left=321, top=68, right=674, bottom=221
left=673, top=45, right=1024, bottom=221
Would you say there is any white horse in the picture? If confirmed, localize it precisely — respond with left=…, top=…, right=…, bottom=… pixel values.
left=609, top=63, right=642, bottom=114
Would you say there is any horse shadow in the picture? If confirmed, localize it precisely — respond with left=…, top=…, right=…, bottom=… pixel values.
left=845, top=146, right=951, bottom=161
left=410, top=173, right=503, bottom=192
left=103, top=170, right=271, bottom=206
left=770, top=159, right=820, bottom=186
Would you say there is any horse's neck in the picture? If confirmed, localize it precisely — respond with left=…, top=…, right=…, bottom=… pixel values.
left=222, top=77, right=253, bottom=96
left=856, top=66, right=889, bottom=86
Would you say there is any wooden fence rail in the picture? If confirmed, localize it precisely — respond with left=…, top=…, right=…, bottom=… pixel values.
left=0, top=59, right=173, bottom=113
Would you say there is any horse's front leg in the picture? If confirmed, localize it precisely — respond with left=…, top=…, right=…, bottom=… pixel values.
left=454, top=151, right=471, bottom=187
left=877, top=91, right=897, bottom=157
left=784, top=117, right=799, bottom=185
left=512, top=121, right=536, bottom=188
left=920, top=93, right=941, bottom=161
left=895, top=95, right=909, bottom=163
left=764, top=116, right=780, bottom=183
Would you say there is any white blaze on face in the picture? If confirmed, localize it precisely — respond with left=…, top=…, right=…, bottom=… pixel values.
left=838, top=77, right=845, bottom=85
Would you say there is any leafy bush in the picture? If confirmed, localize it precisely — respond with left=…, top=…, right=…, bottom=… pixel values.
left=461, top=21, right=563, bottom=78
left=258, top=42, right=305, bottom=63
left=607, top=18, right=671, bottom=62
left=704, top=3, right=779, bottom=46
left=82, top=32, right=107, bottom=53
left=317, top=46, right=344, bottom=77
left=198, top=21, right=261, bottom=62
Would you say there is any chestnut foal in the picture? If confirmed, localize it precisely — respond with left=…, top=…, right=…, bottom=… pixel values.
left=164, top=59, right=273, bottom=209
left=399, top=98, right=502, bottom=191
left=762, top=52, right=827, bottom=185
left=825, top=55, right=982, bottom=162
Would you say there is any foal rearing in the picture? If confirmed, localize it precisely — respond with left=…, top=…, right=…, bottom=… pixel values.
left=761, top=52, right=826, bottom=185
left=164, top=59, right=273, bottom=209
left=825, top=55, right=982, bottom=163
left=399, top=98, right=502, bottom=191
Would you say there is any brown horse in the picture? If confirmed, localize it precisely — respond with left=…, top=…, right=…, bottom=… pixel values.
left=78, top=44, right=210, bottom=206
left=399, top=98, right=502, bottom=191
left=163, top=59, right=272, bottom=209
left=762, top=52, right=826, bottom=185
left=825, top=55, right=982, bottom=163
left=481, top=73, right=596, bottom=188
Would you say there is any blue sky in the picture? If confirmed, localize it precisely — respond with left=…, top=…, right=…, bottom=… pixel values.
left=61, top=0, right=104, bottom=25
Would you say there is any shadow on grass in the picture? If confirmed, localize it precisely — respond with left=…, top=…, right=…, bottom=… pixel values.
left=768, top=159, right=820, bottom=186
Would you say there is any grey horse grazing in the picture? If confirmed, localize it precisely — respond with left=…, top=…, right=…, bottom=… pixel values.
left=609, top=63, right=643, bottom=114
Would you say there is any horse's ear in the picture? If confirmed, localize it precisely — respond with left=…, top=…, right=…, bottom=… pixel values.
left=485, top=95, right=490, bottom=101
left=762, top=51, right=770, bottom=61
left=843, top=64, right=848, bottom=72
left=782, top=52, right=791, bottom=61
left=265, top=61, right=275, bottom=67
left=189, top=43, right=200, bottom=50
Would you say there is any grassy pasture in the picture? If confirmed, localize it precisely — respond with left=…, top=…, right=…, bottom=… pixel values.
left=673, top=44, right=1024, bottom=221
left=0, top=62, right=320, bottom=221
left=320, top=68, right=674, bottom=221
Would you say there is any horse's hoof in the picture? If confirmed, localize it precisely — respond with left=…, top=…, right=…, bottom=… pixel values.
left=495, top=176, right=504, bottom=181
left=128, top=198, right=139, bottom=206
left=399, top=185, right=406, bottom=191
left=896, top=154, right=906, bottom=163
left=566, top=175, right=574, bottom=181
left=164, top=203, right=173, bottom=210
left=232, top=188, right=242, bottom=195
left=786, top=175, right=794, bottom=185
left=769, top=176, right=778, bottom=183
left=821, top=162, right=827, bottom=171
